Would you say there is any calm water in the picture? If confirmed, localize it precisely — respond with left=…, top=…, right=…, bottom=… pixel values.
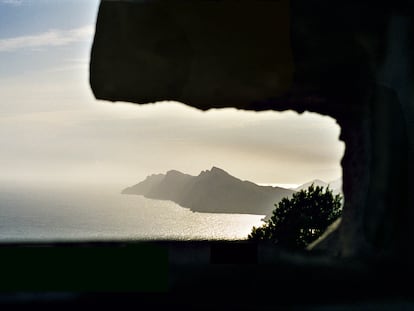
left=0, top=182, right=265, bottom=242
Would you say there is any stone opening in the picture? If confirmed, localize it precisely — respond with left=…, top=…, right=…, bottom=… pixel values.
left=90, top=0, right=412, bottom=260
left=117, top=103, right=345, bottom=244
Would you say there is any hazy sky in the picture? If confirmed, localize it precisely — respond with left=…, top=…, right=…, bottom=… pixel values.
left=0, top=0, right=344, bottom=188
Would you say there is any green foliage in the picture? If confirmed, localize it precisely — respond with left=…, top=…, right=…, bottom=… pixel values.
left=248, top=184, right=342, bottom=249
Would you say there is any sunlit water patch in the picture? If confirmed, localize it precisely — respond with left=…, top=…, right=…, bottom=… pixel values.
left=0, top=183, right=265, bottom=242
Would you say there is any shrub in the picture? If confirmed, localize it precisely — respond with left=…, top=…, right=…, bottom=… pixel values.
left=248, top=184, right=342, bottom=249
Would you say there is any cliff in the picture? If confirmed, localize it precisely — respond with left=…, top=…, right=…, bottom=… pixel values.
left=122, top=167, right=295, bottom=216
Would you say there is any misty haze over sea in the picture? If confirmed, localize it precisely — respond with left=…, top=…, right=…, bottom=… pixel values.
left=0, top=181, right=265, bottom=242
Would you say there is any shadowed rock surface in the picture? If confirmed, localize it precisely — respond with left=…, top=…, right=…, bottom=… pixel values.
left=122, top=167, right=295, bottom=215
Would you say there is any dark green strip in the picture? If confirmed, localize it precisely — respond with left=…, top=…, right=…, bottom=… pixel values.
left=0, top=244, right=168, bottom=292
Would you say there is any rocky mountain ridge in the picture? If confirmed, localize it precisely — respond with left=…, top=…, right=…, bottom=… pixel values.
left=122, top=167, right=296, bottom=216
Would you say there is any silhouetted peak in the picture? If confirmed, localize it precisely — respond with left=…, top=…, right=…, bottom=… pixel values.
left=199, top=166, right=231, bottom=178
left=166, top=169, right=184, bottom=176
left=164, top=170, right=194, bottom=182
left=210, top=166, right=229, bottom=175
left=312, top=179, right=327, bottom=184
left=294, top=178, right=343, bottom=195
left=145, top=173, right=164, bottom=180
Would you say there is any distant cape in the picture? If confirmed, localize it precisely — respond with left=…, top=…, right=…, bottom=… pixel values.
left=122, top=167, right=295, bottom=216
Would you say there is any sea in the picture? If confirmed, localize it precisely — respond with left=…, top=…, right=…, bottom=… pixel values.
left=0, top=181, right=265, bottom=242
